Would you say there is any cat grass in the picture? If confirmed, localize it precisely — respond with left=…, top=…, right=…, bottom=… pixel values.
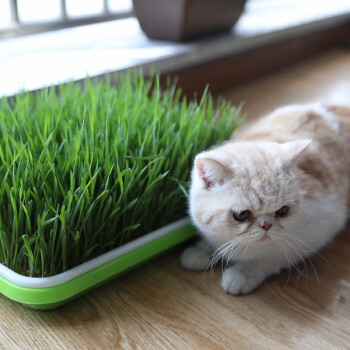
left=0, top=74, right=241, bottom=277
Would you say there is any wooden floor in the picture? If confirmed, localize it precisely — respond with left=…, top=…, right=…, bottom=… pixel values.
left=1, top=48, right=350, bottom=350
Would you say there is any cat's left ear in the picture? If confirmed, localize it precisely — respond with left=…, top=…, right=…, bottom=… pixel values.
left=195, top=156, right=231, bottom=189
left=280, top=139, right=312, bottom=168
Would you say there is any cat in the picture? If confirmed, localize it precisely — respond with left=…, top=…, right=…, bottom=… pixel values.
left=180, top=104, right=350, bottom=294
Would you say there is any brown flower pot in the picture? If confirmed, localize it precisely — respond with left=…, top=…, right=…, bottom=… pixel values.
left=132, top=0, right=247, bottom=42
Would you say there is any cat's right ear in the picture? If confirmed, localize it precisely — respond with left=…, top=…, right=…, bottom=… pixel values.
left=195, top=157, right=231, bottom=189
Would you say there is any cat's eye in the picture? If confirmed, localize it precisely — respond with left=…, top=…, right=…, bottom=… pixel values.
left=233, top=210, right=252, bottom=222
left=275, top=206, right=290, bottom=217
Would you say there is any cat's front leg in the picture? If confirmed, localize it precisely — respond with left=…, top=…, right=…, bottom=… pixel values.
left=221, top=260, right=282, bottom=295
left=180, top=239, right=212, bottom=271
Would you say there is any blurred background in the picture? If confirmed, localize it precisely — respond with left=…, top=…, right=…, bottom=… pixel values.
left=0, top=0, right=132, bottom=31
left=0, top=0, right=350, bottom=97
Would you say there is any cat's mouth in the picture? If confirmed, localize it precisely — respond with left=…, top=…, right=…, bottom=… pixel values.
left=257, top=234, right=271, bottom=242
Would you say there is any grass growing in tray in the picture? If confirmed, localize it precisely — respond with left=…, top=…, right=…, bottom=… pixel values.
left=0, top=74, right=241, bottom=277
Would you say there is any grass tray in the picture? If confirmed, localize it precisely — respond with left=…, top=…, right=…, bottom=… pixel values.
left=0, top=72, right=240, bottom=309
left=0, top=218, right=196, bottom=310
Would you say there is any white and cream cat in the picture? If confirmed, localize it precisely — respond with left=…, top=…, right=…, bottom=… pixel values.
left=180, top=104, right=350, bottom=294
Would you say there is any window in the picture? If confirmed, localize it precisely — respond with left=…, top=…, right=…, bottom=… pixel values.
left=0, top=0, right=133, bottom=38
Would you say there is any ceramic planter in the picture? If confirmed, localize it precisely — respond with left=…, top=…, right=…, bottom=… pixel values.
left=0, top=218, right=196, bottom=310
left=132, top=0, right=247, bottom=41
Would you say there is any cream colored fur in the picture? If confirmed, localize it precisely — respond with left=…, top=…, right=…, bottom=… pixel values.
left=180, top=103, right=350, bottom=294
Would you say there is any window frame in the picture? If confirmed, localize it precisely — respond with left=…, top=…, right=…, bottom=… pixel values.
left=1, top=0, right=133, bottom=40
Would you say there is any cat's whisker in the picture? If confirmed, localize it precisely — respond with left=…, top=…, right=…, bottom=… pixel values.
left=285, top=238, right=322, bottom=284
left=278, top=241, right=293, bottom=288
left=280, top=239, right=311, bottom=284
left=212, top=237, right=251, bottom=273
left=280, top=171, right=307, bottom=194
left=209, top=240, right=242, bottom=271
left=224, top=243, right=239, bottom=264
left=288, top=225, right=315, bottom=233
left=282, top=239, right=315, bottom=283
left=210, top=243, right=232, bottom=269
left=223, top=241, right=246, bottom=271
left=273, top=229, right=320, bottom=244
left=282, top=180, right=302, bottom=194
left=306, top=255, right=319, bottom=284
left=231, top=240, right=247, bottom=259
left=283, top=234, right=328, bottom=263
left=240, top=240, right=251, bottom=263
left=280, top=240, right=304, bottom=286
left=219, top=245, right=234, bottom=268
left=274, top=229, right=324, bottom=283
left=211, top=241, right=230, bottom=257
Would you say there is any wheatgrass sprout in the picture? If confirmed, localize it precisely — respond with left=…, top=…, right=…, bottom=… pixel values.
left=0, top=74, right=242, bottom=276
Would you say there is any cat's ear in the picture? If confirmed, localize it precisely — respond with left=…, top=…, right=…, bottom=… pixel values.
left=195, top=156, right=231, bottom=189
left=280, top=139, right=312, bottom=167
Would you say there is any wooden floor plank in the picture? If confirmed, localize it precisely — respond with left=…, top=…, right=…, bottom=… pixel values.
left=1, top=48, right=350, bottom=350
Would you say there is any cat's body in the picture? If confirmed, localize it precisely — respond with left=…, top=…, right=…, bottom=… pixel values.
left=180, top=104, right=350, bottom=294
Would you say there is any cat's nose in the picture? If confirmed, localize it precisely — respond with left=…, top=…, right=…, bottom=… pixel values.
left=259, top=222, right=272, bottom=231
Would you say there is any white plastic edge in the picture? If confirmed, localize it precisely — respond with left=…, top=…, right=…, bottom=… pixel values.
left=0, top=217, right=192, bottom=288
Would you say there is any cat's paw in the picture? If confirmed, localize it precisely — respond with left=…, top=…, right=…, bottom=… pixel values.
left=180, top=246, right=211, bottom=271
left=221, top=267, right=260, bottom=295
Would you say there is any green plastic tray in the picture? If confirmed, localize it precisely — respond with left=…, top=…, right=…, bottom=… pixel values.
left=0, top=218, right=196, bottom=310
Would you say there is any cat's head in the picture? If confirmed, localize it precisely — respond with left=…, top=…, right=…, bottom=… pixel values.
left=189, top=140, right=311, bottom=251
